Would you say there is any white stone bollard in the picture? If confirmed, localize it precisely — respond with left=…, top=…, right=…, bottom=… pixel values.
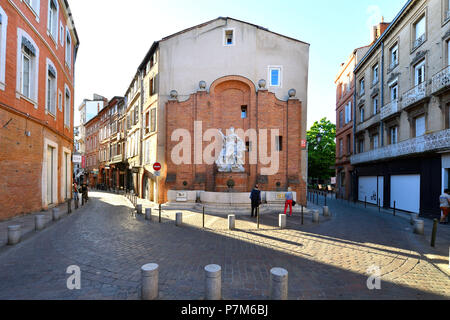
left=205, top=264, right=222, bottom=300
left=8, top=225, right=22, bottom=245
left=410, top=213, right=419, bottom=225
left=52, top=208, right=61, bottom=221
left=35, top=215, right=46, bottom=231
left=270, top=267, right=288, bottom=300
left=323, top=206, right=330, bottom=217
left=176, top=212, right=183, bottom=226
left=414, top=219, right=425, bottom=235
left=136, top=204, right=142, bottom=215
left=145, top=208, right=152, bottom=221
left=228, top=215, right=236, bottom=230
left=312, top=210, right=320, bottom=223
left=279, top=214, right=286, bottom=229
left=141, top=263, right=159, bottom=300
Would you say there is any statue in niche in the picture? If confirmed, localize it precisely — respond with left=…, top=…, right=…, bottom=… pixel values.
left=216, top=127, right=245, bottom=173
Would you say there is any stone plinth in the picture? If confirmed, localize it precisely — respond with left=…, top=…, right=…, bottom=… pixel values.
left=214, top=172, right=248, bottom=193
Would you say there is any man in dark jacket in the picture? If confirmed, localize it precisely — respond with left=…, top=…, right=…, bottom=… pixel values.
left=250, top=185, right=261, bottom=218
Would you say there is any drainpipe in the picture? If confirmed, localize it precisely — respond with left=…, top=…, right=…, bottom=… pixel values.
left=380, top=41, right=385, bottom=147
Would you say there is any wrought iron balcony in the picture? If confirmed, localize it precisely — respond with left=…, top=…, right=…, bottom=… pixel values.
left=431, top=66, right=450, bottom=94
left=381, top=99, right=400, bottom=120
left=402, top=81, right=427, bottom=109
left=351, top=129, right=450, bottom=165
left=413, top=34, right=425, bottom=50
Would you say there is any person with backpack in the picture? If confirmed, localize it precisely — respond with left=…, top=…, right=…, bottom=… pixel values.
left=250, top=185, right=262, bottom=218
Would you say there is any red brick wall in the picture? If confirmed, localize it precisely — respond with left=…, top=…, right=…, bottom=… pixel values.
left=161, top=75, right=306, bottom=205
left=0, top=1, right=77, bottom=219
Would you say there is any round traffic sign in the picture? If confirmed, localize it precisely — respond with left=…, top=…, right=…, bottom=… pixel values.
left=153, top=162, right=162, bottom=171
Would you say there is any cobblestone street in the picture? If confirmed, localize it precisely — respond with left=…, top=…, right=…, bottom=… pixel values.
left=0, top=191, right=448, bottom=300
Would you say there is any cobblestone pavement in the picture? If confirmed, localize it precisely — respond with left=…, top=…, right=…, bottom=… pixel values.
left=0, top=191, right=448, bottom=300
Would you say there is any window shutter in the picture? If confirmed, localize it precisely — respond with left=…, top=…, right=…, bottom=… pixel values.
left=154, top=74, right=159, bottom=95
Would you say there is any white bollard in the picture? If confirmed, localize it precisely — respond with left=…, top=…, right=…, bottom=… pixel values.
left=176, top=212, right=183, bottom=226
left=136, top=204, right=143, bottom=215
left=414, top=219, right=425, bottom=235
left=145, top=208, right=152, bottom=221
left=141, top=263, right=159, bottom=300
left=270, top=267, right=288, bottom=300
left=8, top=225, right=22, bottom=245
left=205, top=264, right=222, bottom=300
left=312, top=210, right=320, bottom=223
left=279, top=214, right=286, bottom=229
left=52, top=208, right=61, bottom=221
left=35, top=215, right=46, bottom=231
left=228, top=215, right=235, bottom=230
left=410, top=213, right=419, bottom=225
left=323, top=206, right=330, bottom=217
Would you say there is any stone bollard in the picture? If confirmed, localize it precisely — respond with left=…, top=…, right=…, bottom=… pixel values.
left=228, top=215, right=235, bottom=230
left=323, top=206, right=330, bottom=217
left=176, top=212, right=183, bottom=226
left=414, top=219, right=425, bottom=235
left=312, top=210, right=320, bottom=223
left=52, top=208, right=61, bottom=221
left=35, top=215, right=46, bottom=231
left=205, top=264, right=222, bottom=300
left=279, top=214, right=286, bottom=229
left=270, top=267, right=288, bottom=300
left=136, top=204, right=143, bottom=215
left=141, top=263, right=159, bottom=300
left=410, top=213, right=419, bottom=225
left=145, top=208, right=152, bottom=221
left=8, top=225, right=22, bottom=245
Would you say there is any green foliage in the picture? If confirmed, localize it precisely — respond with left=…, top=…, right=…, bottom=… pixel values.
left=307, top=118, right=336, bottom=181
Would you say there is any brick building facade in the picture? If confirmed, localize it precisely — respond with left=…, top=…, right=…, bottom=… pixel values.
left=0, top=0, right=79, bottom=220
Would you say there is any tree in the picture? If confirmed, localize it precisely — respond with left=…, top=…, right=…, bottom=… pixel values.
left=307, top=118, right=336, bottom=184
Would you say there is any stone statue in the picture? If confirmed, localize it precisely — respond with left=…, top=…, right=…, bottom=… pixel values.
left=216, top=127, right=245, bottom=173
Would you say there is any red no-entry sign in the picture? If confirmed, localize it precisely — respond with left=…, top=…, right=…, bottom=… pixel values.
left=153, top=162, right=162, bottom=171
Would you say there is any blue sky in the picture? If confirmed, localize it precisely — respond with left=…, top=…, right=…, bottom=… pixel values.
left=70, top=0, right=406, bottom=129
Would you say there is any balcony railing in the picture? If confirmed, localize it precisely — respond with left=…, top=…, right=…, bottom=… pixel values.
left=351, top=129, right=450, bottom=165
left=446, top=10, right=450, bottom=20
left=413, top=34, right=425, bottom=49
left=356, top=113, right=381, bottom=133
left=431, top=66, right=450, bottom=94
left=402, top=81, right=427, bottom=108
left=381, top=99, right=399, bottom=120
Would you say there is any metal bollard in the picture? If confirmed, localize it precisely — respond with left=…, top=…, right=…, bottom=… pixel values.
left=270, top=267, right=288, bottom=300
left=431, top=219, right=438, bottom=247
left=413, top=219, right=424, bottom=235
left=301, top=205, right=304, bottom=225
left=203, top=206, right=205, bottom=229
left=228, top=215, right=235, bottom=230
left=176, top=212, right=183, bottom=226
left=145, top=208, right=152, bottom=221
left=312, top=210, right=319, bottom=223
left=279, top=214, right=286, bottom=229
left=52, top=208, right=61, bottom=221
left=8, top=225, right=22, bottom=245
left=136, top=204, right=142, bottom=215
left=67, top=199, right=72, bottom=214
left=365, top=196, right=367, bottom=208
left=323, top=206, right=330, bottom=217
left=257, top=207, right=260, bottom=229
left=35, top=215, right=46, bottom=231
left=141, top=263, right=159, bottom=300
left=159, top=204, right=162, bottom=223
left=205, top=264, right=222, bottom=300
left=393, top=201, right=396, bottom=216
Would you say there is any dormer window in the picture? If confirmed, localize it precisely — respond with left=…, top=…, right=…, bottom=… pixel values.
left=224, top=29, right=234, bottom=46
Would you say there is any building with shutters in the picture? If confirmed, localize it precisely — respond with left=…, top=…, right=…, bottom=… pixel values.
left=0, top=0, right=79, bottom=220
left=351, top=0, right=450, bottom=218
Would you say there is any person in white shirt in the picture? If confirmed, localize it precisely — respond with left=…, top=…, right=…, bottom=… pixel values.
left=439, top=189, right=450, bottom=224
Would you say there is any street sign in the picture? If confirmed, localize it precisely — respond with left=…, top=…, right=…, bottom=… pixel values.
left=154, top=171, right=161, bottom=177
left=72, top=155, right=82, bottom=164
left=153, top=162, right=162, bottom=171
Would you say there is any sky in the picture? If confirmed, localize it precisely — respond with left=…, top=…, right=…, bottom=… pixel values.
left=69, top=0, right=406, bottom=129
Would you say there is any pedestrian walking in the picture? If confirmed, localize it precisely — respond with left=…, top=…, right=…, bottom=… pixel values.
left=81, top=182, right=89, bottom=203
left=250, top=185, right=261, bottom=218
left=73, top=182, right=79, bottom=203
left=439, top=189, right=450, bottom=224
left=284, top=187, right=294, bottom=216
